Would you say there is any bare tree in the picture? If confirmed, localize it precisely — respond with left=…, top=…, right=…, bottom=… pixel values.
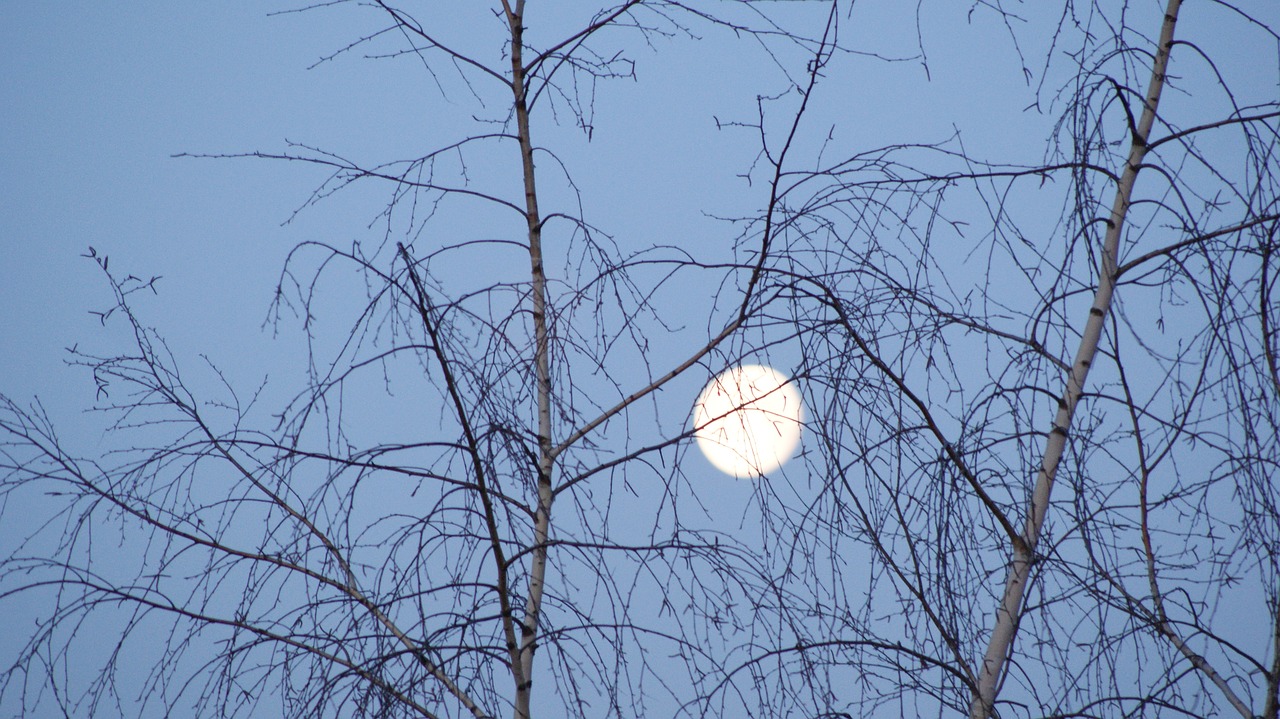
left=2, top=2, right=1278, bottom=719
left=720, top=1, right=1280, bottom=717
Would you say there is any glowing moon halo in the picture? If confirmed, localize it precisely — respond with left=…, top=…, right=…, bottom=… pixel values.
left=693, top=364, right=803, bottom=478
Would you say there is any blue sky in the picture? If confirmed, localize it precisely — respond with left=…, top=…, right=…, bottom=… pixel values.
left=3, top=1, right=1278, bottom=717
left=0, top=0, right=1013, bottom=477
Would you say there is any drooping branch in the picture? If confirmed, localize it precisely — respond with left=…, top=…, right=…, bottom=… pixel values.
left=398, top=243, right=509, bottom=719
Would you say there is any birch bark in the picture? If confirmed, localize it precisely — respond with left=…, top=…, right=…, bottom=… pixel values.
left=968, top=2, right=1183, bottom=716
left=501, top=3, right=554, bottom=718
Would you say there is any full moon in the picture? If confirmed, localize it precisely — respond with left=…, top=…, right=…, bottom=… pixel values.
left=693, top=364, right=804, bottom=478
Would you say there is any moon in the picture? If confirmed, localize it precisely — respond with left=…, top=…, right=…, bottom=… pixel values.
left=693, top=364, right=803, bottom=478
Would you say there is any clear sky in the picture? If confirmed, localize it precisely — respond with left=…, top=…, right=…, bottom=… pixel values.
left=0, top=3, right=1052, bottom=493
left=0, top=0, right=1030, bottom=495
left=2, top=2, right=1277, bottom=718
left=0, top=0, right=1066, bottom=449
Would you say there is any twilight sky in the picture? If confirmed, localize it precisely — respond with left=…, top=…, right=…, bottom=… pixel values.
left=0, top=0, right=1054, bottom=476
left=2, top=2, right=1276, bottom=717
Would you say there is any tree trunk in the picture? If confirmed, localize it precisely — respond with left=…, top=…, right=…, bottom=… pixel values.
left=968, top=1, right=1183, bottom=716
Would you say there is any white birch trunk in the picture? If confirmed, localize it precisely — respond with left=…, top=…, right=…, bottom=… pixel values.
left=968, top=2, right=1183, bottom=716
left=502, top=3, right=553, bottom=719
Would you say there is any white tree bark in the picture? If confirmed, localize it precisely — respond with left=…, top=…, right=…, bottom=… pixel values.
left=503, top=3, right=552, bottom=719
left=968, top=1, right=1183, bottom=716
